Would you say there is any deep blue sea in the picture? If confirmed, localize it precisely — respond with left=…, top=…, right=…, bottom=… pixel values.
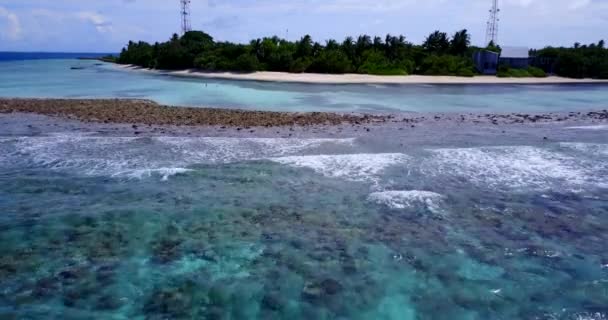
left=0, top=54, right=607, bottom=319
left=0, top=52, right=115, bottom=62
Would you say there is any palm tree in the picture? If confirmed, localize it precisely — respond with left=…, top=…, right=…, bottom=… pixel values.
left=356, top=35, right=372, bottom=55
left=341, top=36, right=356, bottom=61
left=423, top=31, right=449, bottom=54
left=373, top=36, right=383, bottom=50
left=312, top=42, right=323, bottom=57
left=296, top=35, right=313, bottom=58
left=450, top=29, right=470, bottom=56
left=398, top=35, right=406, bottom=45
left=326, top=39, right=339, bottom=51
left=250, top=39, right=263, bottom=60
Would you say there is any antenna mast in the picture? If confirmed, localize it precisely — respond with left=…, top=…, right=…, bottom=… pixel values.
left=180, top=0, right=192, bottom=35
left=485, top=0, right=500, bottom=45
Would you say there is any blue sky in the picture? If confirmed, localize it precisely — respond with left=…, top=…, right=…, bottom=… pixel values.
left=0, top=0, right=606, bottom=52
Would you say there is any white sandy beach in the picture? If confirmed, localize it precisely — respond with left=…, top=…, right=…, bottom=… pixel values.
left=116, top=64, right=608, bottom=85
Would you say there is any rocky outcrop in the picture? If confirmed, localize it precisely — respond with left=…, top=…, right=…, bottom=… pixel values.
left=0, top=98, right=384, bottom=127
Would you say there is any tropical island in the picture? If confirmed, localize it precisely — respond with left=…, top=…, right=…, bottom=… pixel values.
left=114, top=30, right=608, bottom=80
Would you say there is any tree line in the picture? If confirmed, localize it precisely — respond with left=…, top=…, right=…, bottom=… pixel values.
left=117, top=30, right=475, bottom=76
left=117, top=30, right=608, bottom=78
left=532, top=41, right=608, bottom=79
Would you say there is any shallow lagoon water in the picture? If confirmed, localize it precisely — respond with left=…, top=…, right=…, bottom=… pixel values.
left=1, top=121, right=607, bottom=319
left=1, top=57, right=608, bottom=319
left=1, top=59, right=608, bottom=113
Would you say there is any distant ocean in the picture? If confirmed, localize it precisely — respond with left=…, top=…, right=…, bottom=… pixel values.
left=0, top=52, right=116, bottom=62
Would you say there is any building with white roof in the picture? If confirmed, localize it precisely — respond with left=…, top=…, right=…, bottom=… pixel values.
left=499, top=46, right=530, bottom=69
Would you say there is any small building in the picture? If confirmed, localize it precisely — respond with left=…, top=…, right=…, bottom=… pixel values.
left=473, top=50, right=499, bottom=75
left=499, top=46, right=530, bottom=69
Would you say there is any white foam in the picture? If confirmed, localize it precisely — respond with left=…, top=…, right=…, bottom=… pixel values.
left=3, top=134, right=356, bottom=180
left=159, top=137, right=355, bottom=163
left=5, top=135, right=144, bottom=175
left=117, top=168, right=194, bottom=181
left=566, top=124, right=608, bottom=130
left=426, top=146, right=604, bottom=191
left=368, top=190, right=445, bottom=214
left=575, top=313, right=607, bottom=320
left=271, top=153, right=409, bottom=185
left=560, top=142, right=608, bottom=157
left=367, top=84, right=389, bottom=89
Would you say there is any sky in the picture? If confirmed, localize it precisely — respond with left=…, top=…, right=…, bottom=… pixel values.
left=0, top=0, right=606, bottom=52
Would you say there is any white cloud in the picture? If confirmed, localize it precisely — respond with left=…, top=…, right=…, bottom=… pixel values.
left=568, top=0, right=591, bottom=10
left=77, top=11, right=113, bottom=33
left=0, top=6, right=22, bottom=40
left=314, top=0, right=412, bottom=13
left=0, top=0, right=607, bottom=51
left=203, top=0, right=423, bottom=14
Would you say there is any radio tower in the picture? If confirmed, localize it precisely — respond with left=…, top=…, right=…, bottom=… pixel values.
left=180, top=0, right=192, bottom=35
left=485, top=0, right=500, bottom=45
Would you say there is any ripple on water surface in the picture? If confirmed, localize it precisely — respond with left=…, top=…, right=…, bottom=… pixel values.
left=0, top=135, right=607, bottom=319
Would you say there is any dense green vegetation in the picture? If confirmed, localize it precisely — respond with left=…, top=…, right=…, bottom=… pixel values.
left=118, top=30, right=476, bottom=76
left=532, top=41, right=608, bottom=79
left=100, top=55, right=117, bottom=63
left=117, top=30, right=607, bottom=78
left=486, top=41, right=502, bottom=54
left=497, top=65, right=546, bottom=78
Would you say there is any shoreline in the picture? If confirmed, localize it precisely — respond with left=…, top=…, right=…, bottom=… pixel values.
left=115, top=64, right=608, bottom=85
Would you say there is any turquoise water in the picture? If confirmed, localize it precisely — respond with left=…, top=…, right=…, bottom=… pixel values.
left=1, top=57, right=608, bottom=319
left=1, top=124, right=607, bottom=319
left=1, top=59, right=608, bottom=112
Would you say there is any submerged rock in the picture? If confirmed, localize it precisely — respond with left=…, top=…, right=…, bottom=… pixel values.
left=208, top=285, right=231, bottom=307
left=302, top=278, right=343, bottom=301
left=261, top=292, right=284, bottom=311
left=33, top=277, right=59, bottom=298
left=151, top=238, right=183, bottom=264
left=0, top=98, right=387, bottom=127
left=320, top=279, right=343, bottom=295
left=96, top=294, right=124, bottom=310
left=63, top=289, right=81, bottom=307
left=342, top=260, right=358, bottom=275
left=144, top=287, right=194, bottom=318
left=301, top=282, right=322, bottom=300
left=58, top=268, right=83, bottom=281
left=0, top=258, right=17, bottom=277
left=205, top=306, right=226, bottom=320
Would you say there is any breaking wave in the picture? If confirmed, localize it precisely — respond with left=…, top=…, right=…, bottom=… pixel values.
left=566, top=124, right=608, bottom=130
left=559, top=142, right=608, bottom=157
left=270, top=153, right=409, bottom=186
left=368, top=190, right=445, bottom=214
left=0, top=134, right=356, bottom=179
left=425, top=145, right=606, bottom=191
